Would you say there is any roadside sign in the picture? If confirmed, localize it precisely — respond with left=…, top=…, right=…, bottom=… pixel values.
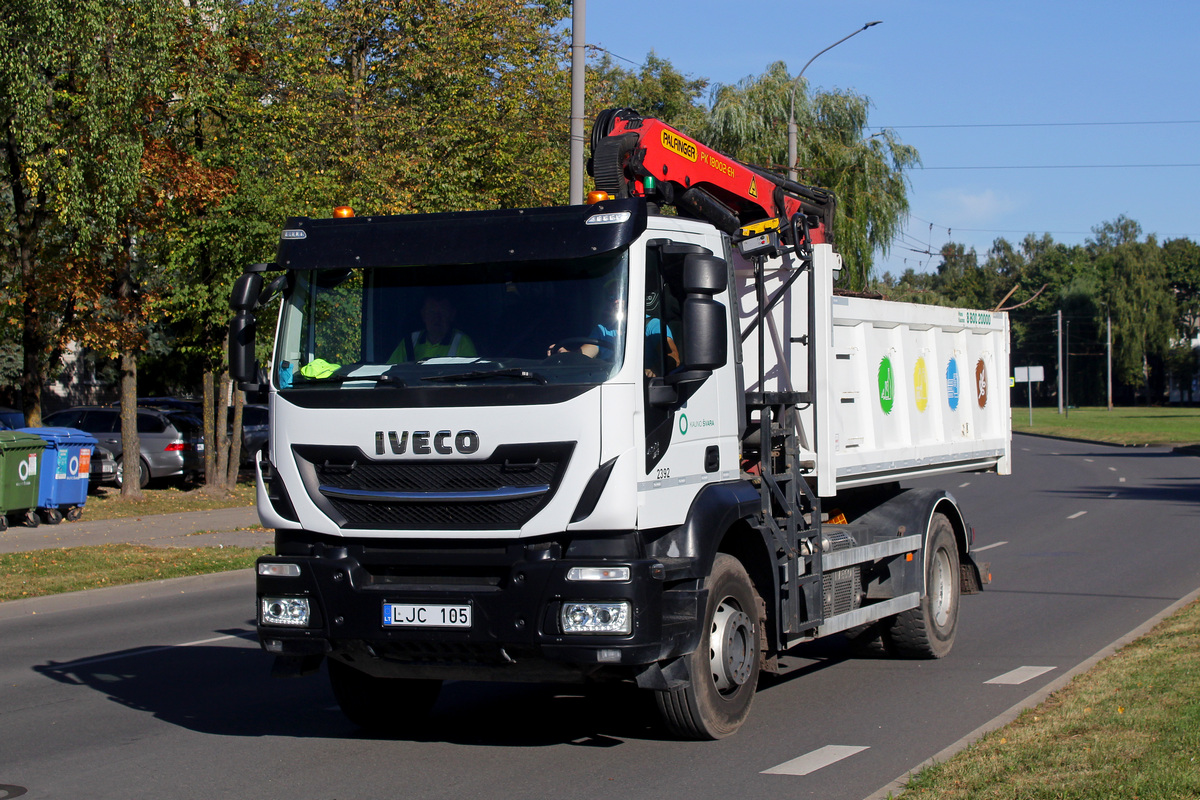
left=1013, top=365, right=1044, bottom=426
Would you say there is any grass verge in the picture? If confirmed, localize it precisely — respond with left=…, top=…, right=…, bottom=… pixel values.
left=898, top=597, right=1200, bottom=799
left=0, top=543, right=270, bottom=601
left=1012, top=406, right=1200, bottom=446
left=80, top=481, right=256, bottom=520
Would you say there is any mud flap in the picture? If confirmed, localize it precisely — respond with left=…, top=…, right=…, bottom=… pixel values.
left=961, top=555, right=991, bottom=595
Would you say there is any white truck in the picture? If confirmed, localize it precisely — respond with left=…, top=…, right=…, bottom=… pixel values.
left=229, top=109, right=1010, bottom=739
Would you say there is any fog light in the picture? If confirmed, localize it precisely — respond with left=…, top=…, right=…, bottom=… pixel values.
left=567, top=566, right=630, bottom=582
left=261, top=596, right=310, bottom=626
left=560, top=601, right=631, bottom=634
left=258, top=562, right=301, bottom=577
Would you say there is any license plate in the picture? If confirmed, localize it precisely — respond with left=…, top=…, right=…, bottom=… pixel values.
left=383, top=602, right=472, bottom=628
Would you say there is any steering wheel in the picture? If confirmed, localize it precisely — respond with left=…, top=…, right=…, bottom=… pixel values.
left=549, top=337, right=604, bottom=353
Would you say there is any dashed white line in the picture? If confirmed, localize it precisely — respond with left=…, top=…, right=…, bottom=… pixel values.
left=47, top=632, right=254, bottom=670
left=959, top=482, right=971, bottom=488
left=1084, top=458, right=1094, bottom=463
left=1107, top=492, right=1118, bottom=499
left=1119, top=477, right=1126, bottom=483
left=973, top=541, right=1008, bottom=553
left=1067, top=511, right=1087, bottom=519
left=763, top=745, right=870, bottom=776
left=985, top=666, right=1056, bottom=685
left=1108, top=467, right=1118, bottom=472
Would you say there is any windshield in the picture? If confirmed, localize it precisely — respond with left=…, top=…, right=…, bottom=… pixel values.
left=273, top=251, right=629, bottom=390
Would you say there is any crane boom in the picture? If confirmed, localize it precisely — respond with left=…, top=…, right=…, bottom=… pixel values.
left=588, top=108, right=835, bottom=244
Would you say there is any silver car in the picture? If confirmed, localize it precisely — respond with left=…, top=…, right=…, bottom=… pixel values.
left=43, top=406, right=204, bottom=488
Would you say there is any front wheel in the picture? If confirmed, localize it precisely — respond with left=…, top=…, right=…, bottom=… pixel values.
left=655, top=554, right=762, bottom=739
left=328, top=658, right=442, bottom=734
left=884, top=512, right=960, bottom=658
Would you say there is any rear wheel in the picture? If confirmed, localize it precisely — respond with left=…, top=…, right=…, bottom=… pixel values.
left=115, top=456, right=151, bottom=490
left=884, top=512, right=960, bottom=658
left=327, top=658, right=442, bottom=734
left=655, top=554, right=762, bottom=739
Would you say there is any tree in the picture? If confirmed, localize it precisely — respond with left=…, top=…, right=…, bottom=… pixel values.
left=588, top=51, right=708, bottom=135
left=1162, top=237, right=1200, bottom=342
left=704, top=61, right=919, bottom=289
left=1093, top=228, right=1173, bottom=402
left=1, top=0, right=187, bottom=503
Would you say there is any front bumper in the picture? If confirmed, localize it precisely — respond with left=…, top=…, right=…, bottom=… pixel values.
left=255, top=535, right=704, bottom=681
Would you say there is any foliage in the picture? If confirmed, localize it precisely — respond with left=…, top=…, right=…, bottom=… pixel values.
left=587, top=51, right=708, bottom=135
left=0, top=0, right=186, bottom=422
left=704, top=61, right=920, bottom=290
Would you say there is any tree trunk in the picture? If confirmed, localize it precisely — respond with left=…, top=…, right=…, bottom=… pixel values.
left=227, top=388, right=244, bottom=488
left=202, top=371, right=217, bottom=488
left=119, top=351, right=143, bottom=499
left=215, top=372, right=231, bottom=492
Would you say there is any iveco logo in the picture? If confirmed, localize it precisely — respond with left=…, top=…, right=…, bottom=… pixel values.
left=376, top=430, right=480, bottom=456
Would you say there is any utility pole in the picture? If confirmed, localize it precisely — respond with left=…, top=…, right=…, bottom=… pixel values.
left=1057, top=309, right=1064, bottom=414
left=1107, top=313, right=1113, bottom=410
left=788, top=21, right=881, bottom=182
left=568, top=0, right=586, bottom=205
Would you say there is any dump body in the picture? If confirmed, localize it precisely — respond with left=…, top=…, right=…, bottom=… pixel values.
left=735, top=244, right=1010, bottom=497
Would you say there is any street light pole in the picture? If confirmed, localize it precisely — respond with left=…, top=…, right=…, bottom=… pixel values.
left=568, top=0, right=586, bottom=204
left=788, top=21, right=882, bottom=182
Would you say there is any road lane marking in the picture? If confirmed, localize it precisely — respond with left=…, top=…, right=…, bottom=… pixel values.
left=973, top=541, right=1008, bottom=552
left=959, top=482, right=971, bottom=488
left=1119, top=477, right=1126, bottom=482
left=1107, top=492, right=1118, bottom=498
left=1108, top=467, right=1117, bottom=472
left=48, top=632, right=256, bottom=670
left=1084, top=458, right=1094, bottom=462
left=763, top=745, right=869, bottom=776
left=985, top=666, right=1056, bottom=685
left=1067, top=511, right=1087, bottom=519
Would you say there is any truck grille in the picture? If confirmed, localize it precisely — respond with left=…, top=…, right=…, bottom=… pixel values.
left=292, top=442, right=574, bottom=530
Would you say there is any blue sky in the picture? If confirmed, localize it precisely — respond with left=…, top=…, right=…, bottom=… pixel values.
left=583, top=0, right=1200, bottom=277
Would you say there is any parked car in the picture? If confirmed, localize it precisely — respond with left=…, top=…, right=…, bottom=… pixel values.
left=0, top=407, right=23, bottom=429
left=89, top=444, right=118, bottom=489
left=240, top=403, right=269, bottom=465
left=43, top=406, right=204, bottom=489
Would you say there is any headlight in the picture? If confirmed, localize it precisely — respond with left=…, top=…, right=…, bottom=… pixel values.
left=560, top=601, right=631, bottom=634
left=261, top=596, right=310, bottom=626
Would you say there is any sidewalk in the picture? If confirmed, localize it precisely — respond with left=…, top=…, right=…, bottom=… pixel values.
left=0, top=505, right=272, bottom=554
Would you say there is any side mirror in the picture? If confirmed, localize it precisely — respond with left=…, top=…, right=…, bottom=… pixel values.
left=229, top=268, right=269, bottom=394
left=649, top=254, right=729, bottom=407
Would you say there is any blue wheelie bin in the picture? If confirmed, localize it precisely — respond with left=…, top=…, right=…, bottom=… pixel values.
left=19, top=427, right=96, bottom=524
left=0, top=430, right=48, bottom=531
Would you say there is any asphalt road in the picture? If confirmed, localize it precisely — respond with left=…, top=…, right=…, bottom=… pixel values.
left=1, top=433, right=1198, bottom=800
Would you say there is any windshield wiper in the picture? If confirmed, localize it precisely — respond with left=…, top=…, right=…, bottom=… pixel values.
left=422, top=368, right=549, bottom=385
left=300, top=371, right=406, bottom=387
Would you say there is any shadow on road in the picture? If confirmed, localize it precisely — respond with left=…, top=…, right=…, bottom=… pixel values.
left=32, top=633, right=677, bottom=745
left=30, top=625, right=869, bottom=746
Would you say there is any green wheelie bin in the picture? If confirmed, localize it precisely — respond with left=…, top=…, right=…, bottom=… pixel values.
left=0, top=430, right=48, bottom=531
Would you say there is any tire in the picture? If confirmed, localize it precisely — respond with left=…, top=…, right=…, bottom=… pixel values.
left=327, top=658, right=442, bottom=734
left=23, top=510, right=39, bottom=528
left=41, top=508, right=63, bottom=525
left=65, top=506, right=83, bottom=522
left=655, top=554, right=762, bottom=739
left=116, top=456, right=151, bottom=490
left=884, top=512, right=960, bottom=658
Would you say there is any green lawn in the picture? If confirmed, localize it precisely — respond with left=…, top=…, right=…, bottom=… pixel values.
left=1012, top=406, right=1200, bottom=446
left=898, top=597, right=1200, bottom=799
